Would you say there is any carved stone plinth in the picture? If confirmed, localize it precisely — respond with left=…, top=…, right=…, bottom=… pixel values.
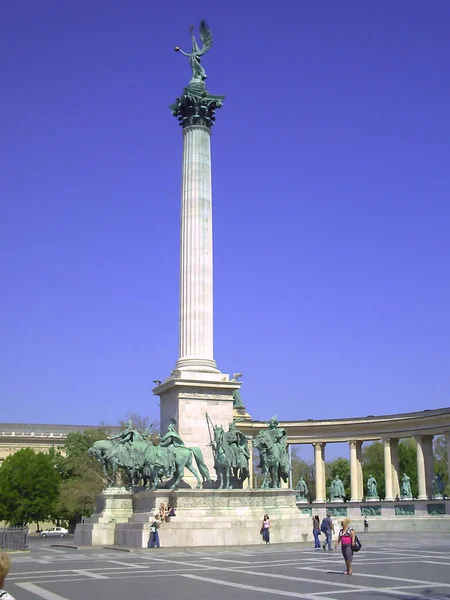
left=331, top=497, right=345, bottom=503
left=432, top=494, right=444, bottom=500
left=115, top=489, right=310, bottom=548
left=400, top=496, right=413, bottom=502
left=366, top=496, right=380, bottom=502
left=74, top=487, right=133, bottom=546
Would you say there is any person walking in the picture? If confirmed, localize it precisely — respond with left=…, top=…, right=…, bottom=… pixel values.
left=321, top=514, right=334, bottom=551
left=148, top=514, right=161, bottom=548
left=312, top=515, right=321, bottom=548
left=261, top=514, right=270, bottom=544
left=0, top=552, right=16, bottom=600
left=364, top=517, right=369, bottom=533
left=335, top=518, right=356, bottom=575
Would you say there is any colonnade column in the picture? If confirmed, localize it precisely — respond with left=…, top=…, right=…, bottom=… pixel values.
left=390, top=438, right=400, bottom=499
left=383, top=438, right=394, bottom=501
left=356, top=441, right=364, bottom=499
left=349, top=441, right=362, bottom=502
left=446, top=432, right=450, bottom=486
left=415, top=435, right=428, bottom=500
left=313, top=442, right=326, bottom=502
left=248, top=440, right=253, bottom=489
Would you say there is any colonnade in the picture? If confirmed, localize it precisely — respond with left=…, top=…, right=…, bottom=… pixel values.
left=303, top=432, right=450, bottom=502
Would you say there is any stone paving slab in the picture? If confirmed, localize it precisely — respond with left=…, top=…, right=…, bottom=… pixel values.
left=5, top=533, right=450, bottom=600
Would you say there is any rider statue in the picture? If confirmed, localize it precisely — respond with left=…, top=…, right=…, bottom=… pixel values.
left=159, top=419, right=186, bottom=478
left=225, top=422, right=250, bottom=470
left=106, top=419, right=141, bottom=468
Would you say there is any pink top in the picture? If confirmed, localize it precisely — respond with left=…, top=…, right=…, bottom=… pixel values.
left=340, top=528, right=353, bottom=545
left=263, top=519, right=270, bottom=529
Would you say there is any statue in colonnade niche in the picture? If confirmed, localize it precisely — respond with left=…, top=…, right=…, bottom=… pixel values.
left=295, top=476, right=309, bottom=502
left=366, top=474, right=379, bottom=498
left=253, top=416, right=290, bottom=489
left=330, top=476, right=345, bottom=500
left=400, top=473, right=412, bottom=499
left=431, top=473, right=445, bottom=497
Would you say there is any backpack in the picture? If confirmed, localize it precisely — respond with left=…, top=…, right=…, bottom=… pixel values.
left=320, top=518, right=329, bottom=533
left=352, top=535, right=362, bottom=552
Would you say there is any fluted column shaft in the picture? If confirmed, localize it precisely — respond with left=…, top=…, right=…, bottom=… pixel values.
left=349, top=441, right=362, bottom=502
left=313, top=442, right=326, bottom=502
left=446, top=432, right=450, bottom=486
left=415, top=435, right=428, bottom=500
left=176, top=125, right=218, bottom=373
left=384, top=438, right=394, bottom=501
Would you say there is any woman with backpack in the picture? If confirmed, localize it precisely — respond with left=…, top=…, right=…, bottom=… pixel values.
left=335, top=518, right=356, bottom=575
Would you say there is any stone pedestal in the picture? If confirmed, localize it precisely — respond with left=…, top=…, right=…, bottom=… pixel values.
left=331, top=497, right=344, bottom=503
left=400, top=496, right=413, bottom=501
left=153, top=372, right=238, bottom=486
left=116, top=489, right=310, bottom=548
left=432, top=494, right=444, bottom=500
left=366, top=496, right=380, bottom=502
left=74, top=487, right=133, bottom=546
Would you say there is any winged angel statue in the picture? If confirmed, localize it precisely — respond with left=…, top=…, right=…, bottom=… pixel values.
left=174, top=21, right=213, bottom=83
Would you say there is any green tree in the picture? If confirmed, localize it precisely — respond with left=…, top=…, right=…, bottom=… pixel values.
left=54, top=427, right=109, bottom=529
left=326, top=457, right=351, bottom=499
left=0, top=448, right=60, bottom=527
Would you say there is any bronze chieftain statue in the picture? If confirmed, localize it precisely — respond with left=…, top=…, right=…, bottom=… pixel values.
left=206, top=415, right=250, bottom=489
left=254, top=416, right=290, bottom=488
left=88, top=420, right=210, bottom=490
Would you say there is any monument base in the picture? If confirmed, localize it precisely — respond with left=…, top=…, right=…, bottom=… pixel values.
left=331, top=498, right=344, bottom=503
left=74, top=487, right=133, bottom=546
left=115, top=489, right=310, bottom=548
left=400, top=496, right=413, bottom=501
left=366, top=496, right=380, bottom=502
left=432, top=494, right=444, bottom=500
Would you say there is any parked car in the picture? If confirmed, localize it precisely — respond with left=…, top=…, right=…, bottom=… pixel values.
left=39, top=527, right=69, bottom=538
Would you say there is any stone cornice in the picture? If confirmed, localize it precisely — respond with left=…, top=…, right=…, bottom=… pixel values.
left=237, top=407, right=450, bottom=444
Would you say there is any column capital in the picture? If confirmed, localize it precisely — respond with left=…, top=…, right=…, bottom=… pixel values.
left=313, top=441, right=326, bottom=449
left=171, top=86, right=225, bottom=130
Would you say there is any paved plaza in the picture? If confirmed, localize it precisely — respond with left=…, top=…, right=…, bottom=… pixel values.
left=5, top=533, right=450, bottom=600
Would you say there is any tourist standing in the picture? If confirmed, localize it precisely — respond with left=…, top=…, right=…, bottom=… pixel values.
left=335, top=518, right=356, bottom=575
left=261, top=514, right=270, bottom=544
left=0, top=552, right=16, bottom=600
left=148, top=514, right=161, bottom=548
left=321, top=514, right=334, bottom=551
left=312, top=515, right=321, bottom=548
left=364, top=517, right=369, bottom=533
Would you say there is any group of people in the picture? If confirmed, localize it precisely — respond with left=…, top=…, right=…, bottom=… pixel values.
left=147, top=502, right=176, bottom=548
left=312, top=514, right=363, bottom=574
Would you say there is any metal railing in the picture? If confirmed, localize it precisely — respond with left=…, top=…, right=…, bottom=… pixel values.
left=0, top=526, right=29, bottom=551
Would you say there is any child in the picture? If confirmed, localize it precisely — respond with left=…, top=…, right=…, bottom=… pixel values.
left=0, top=552, right=16, bottom=600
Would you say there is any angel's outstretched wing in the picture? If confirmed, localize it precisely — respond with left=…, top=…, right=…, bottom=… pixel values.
left=198, top=20, right=213, bottom=56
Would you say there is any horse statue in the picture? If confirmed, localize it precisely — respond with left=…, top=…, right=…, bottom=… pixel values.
left=142, top=443, right=210, bottom=490
left=88, top=439, right=134, bottom=487
left=253, top=428, right=290, bottom=489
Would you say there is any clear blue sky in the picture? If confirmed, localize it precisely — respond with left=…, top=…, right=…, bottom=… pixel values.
left=2, top=1, right=450, bottom=433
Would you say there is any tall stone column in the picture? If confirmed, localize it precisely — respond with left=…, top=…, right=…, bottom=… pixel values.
left=390, top=438, right=400, bottom=499
left=349, top=440, right=362, bottom=502
left=313, top=442, right=326, bottom=502
left=153, top=82, right=239, bottom=484
left=383, top=438, right=394, bottom=501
